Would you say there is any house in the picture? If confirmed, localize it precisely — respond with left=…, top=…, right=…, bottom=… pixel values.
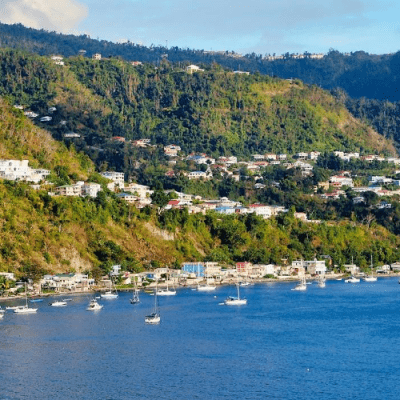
left=344, top=264, right=360, bottom=275
left=182, top=262, right=205, bottom=277
left=132, top=139, right=151, bottom=147
left=164, top=144, right=181, bottom=156
left=330, top=175, right=354, bottom=188
left=54, top=184, right=82, bottom=196
left=186, top=65, right=204, bottom=74
left=125, top=183, right=153, bottom=198
left=187, top=170, right=212, bottom=180
left=117, top=193, right=137, bottom=204
left=305, top=260, right=327, bottom=275
left=81, top=183, right=102, bottom=198
left=215, top=206, right=236, bottom=215
left=131, top=61, right=143, bottom=66
left=92, top=53, right=102, bottom=60
left=100, top=171, right=125, bottom=189
left=236, top=262, right=253, bottom=276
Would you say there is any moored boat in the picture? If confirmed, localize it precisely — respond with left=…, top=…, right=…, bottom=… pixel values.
left=224, top=283, right=247, bottom=305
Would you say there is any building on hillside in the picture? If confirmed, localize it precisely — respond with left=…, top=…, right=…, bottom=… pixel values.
left=164, top=144, right=181, bottom=156
left=54, top=184, right=82, bottom=196
left=101, top=171, right=124, bottom=189
left=92, top=53, right=102, bottom=60
left=186, top=65, right=204, bottom=74
left=81, top=183, right=102, bottom=198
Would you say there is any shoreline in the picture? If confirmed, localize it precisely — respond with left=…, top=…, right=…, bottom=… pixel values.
left=1, top=272, right=398, bottom=302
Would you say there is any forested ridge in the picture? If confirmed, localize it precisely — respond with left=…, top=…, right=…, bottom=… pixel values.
left=0, top=48, right=394, bottom=177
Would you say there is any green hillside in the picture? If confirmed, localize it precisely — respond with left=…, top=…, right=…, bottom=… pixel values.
left=0, top=49, right=395, bottom=176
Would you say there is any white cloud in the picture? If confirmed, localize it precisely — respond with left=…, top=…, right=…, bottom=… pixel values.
left=0, top=0, right=88, bottom=32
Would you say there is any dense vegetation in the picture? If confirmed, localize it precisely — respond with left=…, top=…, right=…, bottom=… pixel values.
left=0, top=48, right=394, bottom=178
left=0, top=100, right=398, bottom=278
left=1, top=23, right=400, bottom=101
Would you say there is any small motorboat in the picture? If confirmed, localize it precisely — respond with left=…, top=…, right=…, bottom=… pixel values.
left=87, top=299, right=103, bottom=311
left=49, top=300, right=68, bottom=307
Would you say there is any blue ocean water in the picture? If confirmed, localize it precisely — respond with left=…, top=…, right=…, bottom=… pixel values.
left=1, top=278, right=400, bottom=399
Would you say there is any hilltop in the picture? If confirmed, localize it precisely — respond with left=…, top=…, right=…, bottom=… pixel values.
left=1, top=23, right=400, bottom=101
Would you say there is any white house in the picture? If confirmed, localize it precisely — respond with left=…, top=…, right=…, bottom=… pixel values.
left=81, top=183, right=102, bottom=198
left=101, top=171, right=124, bottom=189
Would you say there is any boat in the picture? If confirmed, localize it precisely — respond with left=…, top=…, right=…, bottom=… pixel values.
left=240, top=280, right=251, bottom=287
left=14, top=283, right=38, bottom=314
left=145, top=284, right=160, bottom=324
left=318, top=276, right=326, bottom=288
left=197, top=278, right=217, bottom=291
left=197, top=284, right=217, bottom=292
left=130, top=279, right=140, bottom=304
left=101, top=290, right=119, bottom=299
left=101, top=278, right=118, bottom=299
left=157, top=274, right=176, bottom=296
left=29, top=298, right=44, bottom=303
left=364, top=256, right=378, bottom=282
left=0, top=307, right=4, bottom=318
left=49, top=300, right=68, bottom=307
left=86, top=299, right=103, bottom=311
left=292, top=276, right=307, bottom=291
left=224, top=283, right=247, bottom=305
left=6, top=306, right=21, bottom=310
left=345, top=276, right=360, bottom=283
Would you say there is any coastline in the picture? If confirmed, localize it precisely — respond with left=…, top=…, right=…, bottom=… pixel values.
left=1, top=272, right=398, bottom=302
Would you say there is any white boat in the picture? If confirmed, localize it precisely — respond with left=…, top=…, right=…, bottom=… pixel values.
left=318, top=276, right=326, bottom=288
left=364, top=256, right=378, bottom=282
left=345, top=276, right=360, bottom=283
left=197, top=278, right=217, bottom=291
left=197, top=284, right=217, bottom=292
left=101, top=278, right=118, bottom=299
left=292, top=276, right=307, bottom=291
left=224, top=283, right=247, bottom=305
left=130, top=279, right=140, bottom=304
left=157, top=276, right=176, bottom=296
left=0, top=307, right=5, bottom=318
left=14, top=283, right=38, bottom=314
left=87, top=299, right=103, bottom=311
left=50, top=300, right=68, bottom=307
left=6, top=306, right=20, bottom=310
left=145, top=284, right=160, bottom=324
left=101, top=290, right=119, bottom=299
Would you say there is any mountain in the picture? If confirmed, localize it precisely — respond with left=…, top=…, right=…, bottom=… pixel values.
left=0, top=59, right=400, bottom=279
left=1, top=23, right=400, bottom=101
left=0, top=48, right=395, bottom=181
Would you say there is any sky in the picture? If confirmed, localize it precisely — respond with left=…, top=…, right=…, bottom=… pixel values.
left=0, top=0, right=399, bottom=55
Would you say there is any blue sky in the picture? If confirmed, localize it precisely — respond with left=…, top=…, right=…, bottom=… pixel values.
left=0, top=0, right=399, bottom=55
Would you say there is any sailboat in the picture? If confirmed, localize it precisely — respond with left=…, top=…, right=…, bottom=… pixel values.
left=130, top=278, right=140, bottom=304
left=292, top=276, right=307, bottom=291
left=224, top=282, right=247, bottom=305
left=145, top=283, right=160, bottom=324
left=318, top=276, right=326, bottom=288
left=364, top=255, right=378, bottom=282
left=101, top=277, right=118, bottom=299
left=157, top=274, right=176, bottom=296
left=197, top=277, right=217, bottom=291
left=14, top=283, right=38, bottom=314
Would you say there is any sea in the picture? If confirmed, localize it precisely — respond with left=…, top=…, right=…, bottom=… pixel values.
left=1, top=277, right=400, bottom=400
